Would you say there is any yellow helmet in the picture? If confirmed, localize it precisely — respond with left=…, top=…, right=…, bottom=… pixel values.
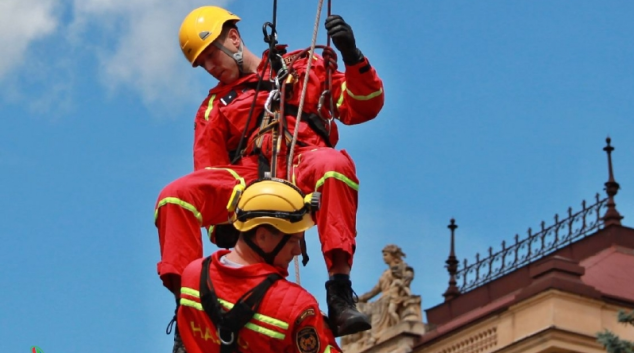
left=179, top=6, right=241, bottom=67
left=232, top=178, right=319, bottom=234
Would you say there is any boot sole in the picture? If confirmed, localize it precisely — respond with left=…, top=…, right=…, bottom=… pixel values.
left=335, top=317, right=372, bottom=337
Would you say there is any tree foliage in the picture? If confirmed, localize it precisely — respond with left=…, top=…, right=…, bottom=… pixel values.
left=598, top=310, right=634, bottom=353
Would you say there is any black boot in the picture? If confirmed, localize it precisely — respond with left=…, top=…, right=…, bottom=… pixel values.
left=167, top=297, right=187, bottom=353
left=172, top=327, right=187, bottom=353
left=167, top=315, right=187, bottom=353
left=325, top=278, right=371, bottom=337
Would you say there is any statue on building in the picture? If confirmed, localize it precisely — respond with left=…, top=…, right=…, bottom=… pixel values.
left=341, top=244, right=423, bottom=351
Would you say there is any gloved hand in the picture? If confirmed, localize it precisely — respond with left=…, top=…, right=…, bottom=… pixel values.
left=321, top=46, right=339, bottom=71
left=325, top=15, right=364, bottom=65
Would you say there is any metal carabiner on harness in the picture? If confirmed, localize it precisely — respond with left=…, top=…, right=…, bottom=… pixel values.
left=317, top=89, right=336, bottom=135
left=263, top=22, right=289, bottom=83
left=264, top=88, right=281, bottom=116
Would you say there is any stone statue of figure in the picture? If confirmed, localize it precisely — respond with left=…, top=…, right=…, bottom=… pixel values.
left=341, top=244, right=423, bottom=351
left=342, top=244, right=420, bottom=349
left=359, top=244, right=415, bottom=320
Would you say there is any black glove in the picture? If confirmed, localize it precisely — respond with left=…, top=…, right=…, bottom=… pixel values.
left=325, top=15, right=364, bottom=65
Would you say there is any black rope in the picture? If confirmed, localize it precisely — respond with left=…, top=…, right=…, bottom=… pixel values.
left=263, top=0, right=279, bottom=58
left=271, top=0, right=278, bottom=39
left=231, top=0, right=281, bottom=165
left=230, top=63, right=268, bottom=165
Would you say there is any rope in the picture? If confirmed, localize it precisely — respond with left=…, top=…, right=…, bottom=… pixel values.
left=233, top=0, right=280, bottom=165
left=290, top=0, right=327, bottom=285
left=271, top=0, right=278, bottom=31
left=287, top=0, right=325, bottom=177
left=294, top=253, right=301, bottom=285
left=230, top=66, right=269, bottom=165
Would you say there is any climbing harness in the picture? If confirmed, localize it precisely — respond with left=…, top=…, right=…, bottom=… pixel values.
left=199, top=256, right=281, bottom=353
left=227, top=0, right=335, bottom=285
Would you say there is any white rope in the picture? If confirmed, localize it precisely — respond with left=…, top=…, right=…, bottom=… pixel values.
left=288, top=0, right=325, bottom=176
left=291, top=0, right=325, bottom=285
left=294, top=255, right=301, bottom=285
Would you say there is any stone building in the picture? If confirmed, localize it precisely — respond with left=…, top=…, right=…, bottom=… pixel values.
left=342, top=138, right=634, bottom=353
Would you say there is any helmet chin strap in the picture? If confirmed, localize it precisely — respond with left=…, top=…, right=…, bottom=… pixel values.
left=213, top=40, right=245, bottom=73
left=243, top=231, right=291, bottom=265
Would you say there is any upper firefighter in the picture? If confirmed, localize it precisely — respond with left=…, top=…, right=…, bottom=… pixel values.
left=178, top=6, right=384, bottom=169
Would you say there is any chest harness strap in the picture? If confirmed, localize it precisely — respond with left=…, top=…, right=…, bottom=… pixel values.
left=199, top=256, right=282, bottom=353
left=231, top=75, right=334, bottom=158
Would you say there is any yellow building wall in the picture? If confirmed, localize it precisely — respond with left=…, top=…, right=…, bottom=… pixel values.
left=416, top=290, right=634, bottom=353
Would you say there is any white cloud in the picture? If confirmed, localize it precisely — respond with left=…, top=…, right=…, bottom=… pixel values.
left=0, top=0, right=59, bottom=79
left=69, top=0, right=232, bottom=108
left=0, top=0, right=241, bottom=112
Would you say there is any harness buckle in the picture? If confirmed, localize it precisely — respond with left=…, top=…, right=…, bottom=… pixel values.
left=218, top=328, right=235, bottom=345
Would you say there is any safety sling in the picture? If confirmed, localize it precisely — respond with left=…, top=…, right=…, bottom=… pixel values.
left=199, top=256, right=282, bottom=353
left=241, top=81, right=333, bottom=145
left=225, top=75, right=334, bottom=159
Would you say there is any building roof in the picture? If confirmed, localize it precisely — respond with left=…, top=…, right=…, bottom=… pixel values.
left=581, top=244, right=634, bottom=303
left=418, top=224, right=634, bottom=347
left=416, top=139, right=631, bottom=349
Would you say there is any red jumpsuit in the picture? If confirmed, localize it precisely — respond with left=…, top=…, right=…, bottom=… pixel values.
left=156, top=48, right=384, bottom=291
left=178, top=250, right=341, bottom=353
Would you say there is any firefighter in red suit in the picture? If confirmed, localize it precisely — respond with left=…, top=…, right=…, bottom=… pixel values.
left=156, top=6, right=383, bottom=347
left=177, top=178, right=340, bottom=353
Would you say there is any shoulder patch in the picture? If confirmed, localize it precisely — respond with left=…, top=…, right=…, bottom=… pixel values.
left=220, top=90, right=238, bottom=106
left=296, top=326, right=320, bottom=353
left=296, top=308, right=316, bottom=325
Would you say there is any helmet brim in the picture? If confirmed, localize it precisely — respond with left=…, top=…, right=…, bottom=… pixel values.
left=233, top=214, right=314, bottom=234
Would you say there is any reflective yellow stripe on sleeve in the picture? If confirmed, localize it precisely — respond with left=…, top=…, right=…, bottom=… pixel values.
left=336, top=82, right=346, bottom=108
left=315, top=171, right=359, bottom=192
left=336, top=81, right=383, bottom=108
left=204, top=94, right=216, bottom=121
left=347, top=86, right=383, bottom=101
left=154, top=197, right=202, bottom=225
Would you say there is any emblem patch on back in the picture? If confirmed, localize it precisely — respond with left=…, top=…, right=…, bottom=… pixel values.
left=296, top=326, right=320, bottom=353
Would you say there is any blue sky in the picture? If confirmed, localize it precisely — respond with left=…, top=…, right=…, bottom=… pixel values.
left=3, top=1, right=634, bottom=352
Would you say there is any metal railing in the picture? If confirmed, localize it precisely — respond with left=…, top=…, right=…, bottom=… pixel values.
left=455, top=194, right=607, bottom=292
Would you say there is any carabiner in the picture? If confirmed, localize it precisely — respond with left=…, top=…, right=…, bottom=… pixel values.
left=264, top=89, right=280, bottom=116
left=317, top=90, right=335, bottom=135
left=262, top=22, right=278, bottom=46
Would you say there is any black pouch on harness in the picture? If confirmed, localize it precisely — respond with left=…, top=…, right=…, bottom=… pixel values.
left=258, top=153, right=271, bottom=179
left=284, top=105, right=333, bottom=148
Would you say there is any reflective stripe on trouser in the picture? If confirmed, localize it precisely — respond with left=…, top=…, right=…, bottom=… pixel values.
left=155, top=148, right=359, bottom=286
left=291, top=146, right=359, bottom=271
left=154, top=166, right=258, bottom=289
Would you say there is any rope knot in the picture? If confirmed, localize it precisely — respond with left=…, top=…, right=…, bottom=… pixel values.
left=321, top=46, right=338, bottom=71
